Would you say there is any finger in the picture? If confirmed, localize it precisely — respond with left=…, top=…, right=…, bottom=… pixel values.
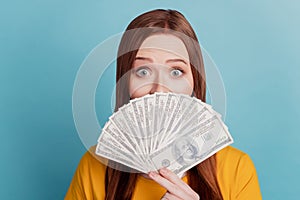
left=159, top=168, right=188, bottom=188
left=161, top=192, right=182, bottom=200
left=148, top=171, right=191, bottom=199
left=159, top=168, right=195, bottom=195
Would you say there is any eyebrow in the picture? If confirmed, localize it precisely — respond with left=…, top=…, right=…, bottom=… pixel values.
left=135, top=57, right=188, bottom=65
left=166, top=58, right=187, bottom=65
left=135, top=57, right=153, bottom=62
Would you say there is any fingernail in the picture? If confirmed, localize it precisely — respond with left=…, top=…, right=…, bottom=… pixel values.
left=148, top=171, right=156, bottom=178
left=160, top=168, right=167, bottom=174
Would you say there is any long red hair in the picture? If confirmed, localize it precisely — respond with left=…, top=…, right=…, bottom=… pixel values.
left=105, top=9, right=223, bottom=200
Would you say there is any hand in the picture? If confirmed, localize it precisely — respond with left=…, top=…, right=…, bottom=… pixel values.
left=148, top=168, right=200, bottom=200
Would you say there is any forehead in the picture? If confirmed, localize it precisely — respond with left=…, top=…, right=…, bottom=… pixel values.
left=137, top=34, right=189, bottom=61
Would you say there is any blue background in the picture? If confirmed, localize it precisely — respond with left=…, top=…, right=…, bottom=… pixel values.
left=1, top=0, right=299, bottom=199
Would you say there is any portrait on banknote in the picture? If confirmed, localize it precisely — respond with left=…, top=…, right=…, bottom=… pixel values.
left=172, top=136, right=200, bottom=166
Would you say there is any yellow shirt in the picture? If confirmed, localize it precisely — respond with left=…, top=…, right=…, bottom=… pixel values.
left=65, top=146, right=262, bottom=200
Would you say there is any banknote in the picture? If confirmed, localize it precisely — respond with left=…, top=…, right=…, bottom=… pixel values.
left=110, top=106, right=146, bottom=159
left=96, top=132, right=146, bottom=172
left=131, top=98, right=147, bottom=153
left=155, top=94, right=179, bottom=147
left=151, top=93, right=168, bottom=151
left=100, top=121, right=137, bottom=155
left=96, top=92, right=234, bottom=175
left=150, top=115, right=233, bottom=175
left=143, top=94, right=155, bottom=153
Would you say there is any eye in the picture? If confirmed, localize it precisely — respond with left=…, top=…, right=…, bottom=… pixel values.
left=134, top=67, right=151, bottom=78
left=170, top=68, right=183, bottom=77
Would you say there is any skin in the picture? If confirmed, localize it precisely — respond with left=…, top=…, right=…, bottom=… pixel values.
left=129, top=34, right=194, bottom=98
left=149, top=168, right=199, bottom=200
left=128, top=34, right=199, bottom=200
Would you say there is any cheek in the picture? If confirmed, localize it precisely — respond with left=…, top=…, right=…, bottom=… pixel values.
left=165, top=76, right=194, bottom=95
left=128, top=72, right=194, bottom=97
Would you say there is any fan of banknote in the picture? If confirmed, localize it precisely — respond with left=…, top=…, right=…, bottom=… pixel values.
left=96, top=92, right=233, bottom=175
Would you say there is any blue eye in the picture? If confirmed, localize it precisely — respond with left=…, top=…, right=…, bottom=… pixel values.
left=135, top=67, right=151, bottom=77
left=170, top=69, right=183, bottom=77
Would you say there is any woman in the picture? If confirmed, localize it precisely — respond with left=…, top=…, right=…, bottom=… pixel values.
left=66, top=9, right=262, bottom=200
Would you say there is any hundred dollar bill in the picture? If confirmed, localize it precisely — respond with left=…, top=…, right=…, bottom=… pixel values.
left=159, top=93, right=180, bottom=130
left=110, top=106, right=145, bottom=158
left=96, top=93, right=233, bottom=174
left=131, top=97, right=154, bottom=156
left=122, top=102, right=155, bottom=169
left=143, top=94, right=155, bottom=154
left=174, top=104, right=217, bottom=140
left=159, top=94, right=194, bottom=146
left=151, top=93, right=168, bottom=151
left=121, top=103, right=140, bottom=138
left=166, top=96, right=205, bottom=136
left=100, top=121, right=137, bottom=155
left=159, top=99, right=211, bottom=147
left=130, top=99, right=145, bottom=137
left=96, top=133, right=146, bottom=173
left=193, top=97, right=223, bottom=122
left=150, top=115, right=233, bottom=175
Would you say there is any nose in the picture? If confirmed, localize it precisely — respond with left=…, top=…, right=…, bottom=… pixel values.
left=150, top=70, right=171, bottom=93
left=150, top=83, right=170, bottom=94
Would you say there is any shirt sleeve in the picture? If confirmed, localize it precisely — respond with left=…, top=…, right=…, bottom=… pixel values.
left=65, top=149, right=107, bottom=200
left=235, top=153, right=262, bottom=200
left=65, top=153, right=89, bottom=200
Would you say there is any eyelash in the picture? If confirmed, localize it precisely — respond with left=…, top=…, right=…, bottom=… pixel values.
left=171, top=67, right=185, bottom=73
left=133, top=66, right=186, bottom=76
left=134, top=66, right=151, bottom=76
